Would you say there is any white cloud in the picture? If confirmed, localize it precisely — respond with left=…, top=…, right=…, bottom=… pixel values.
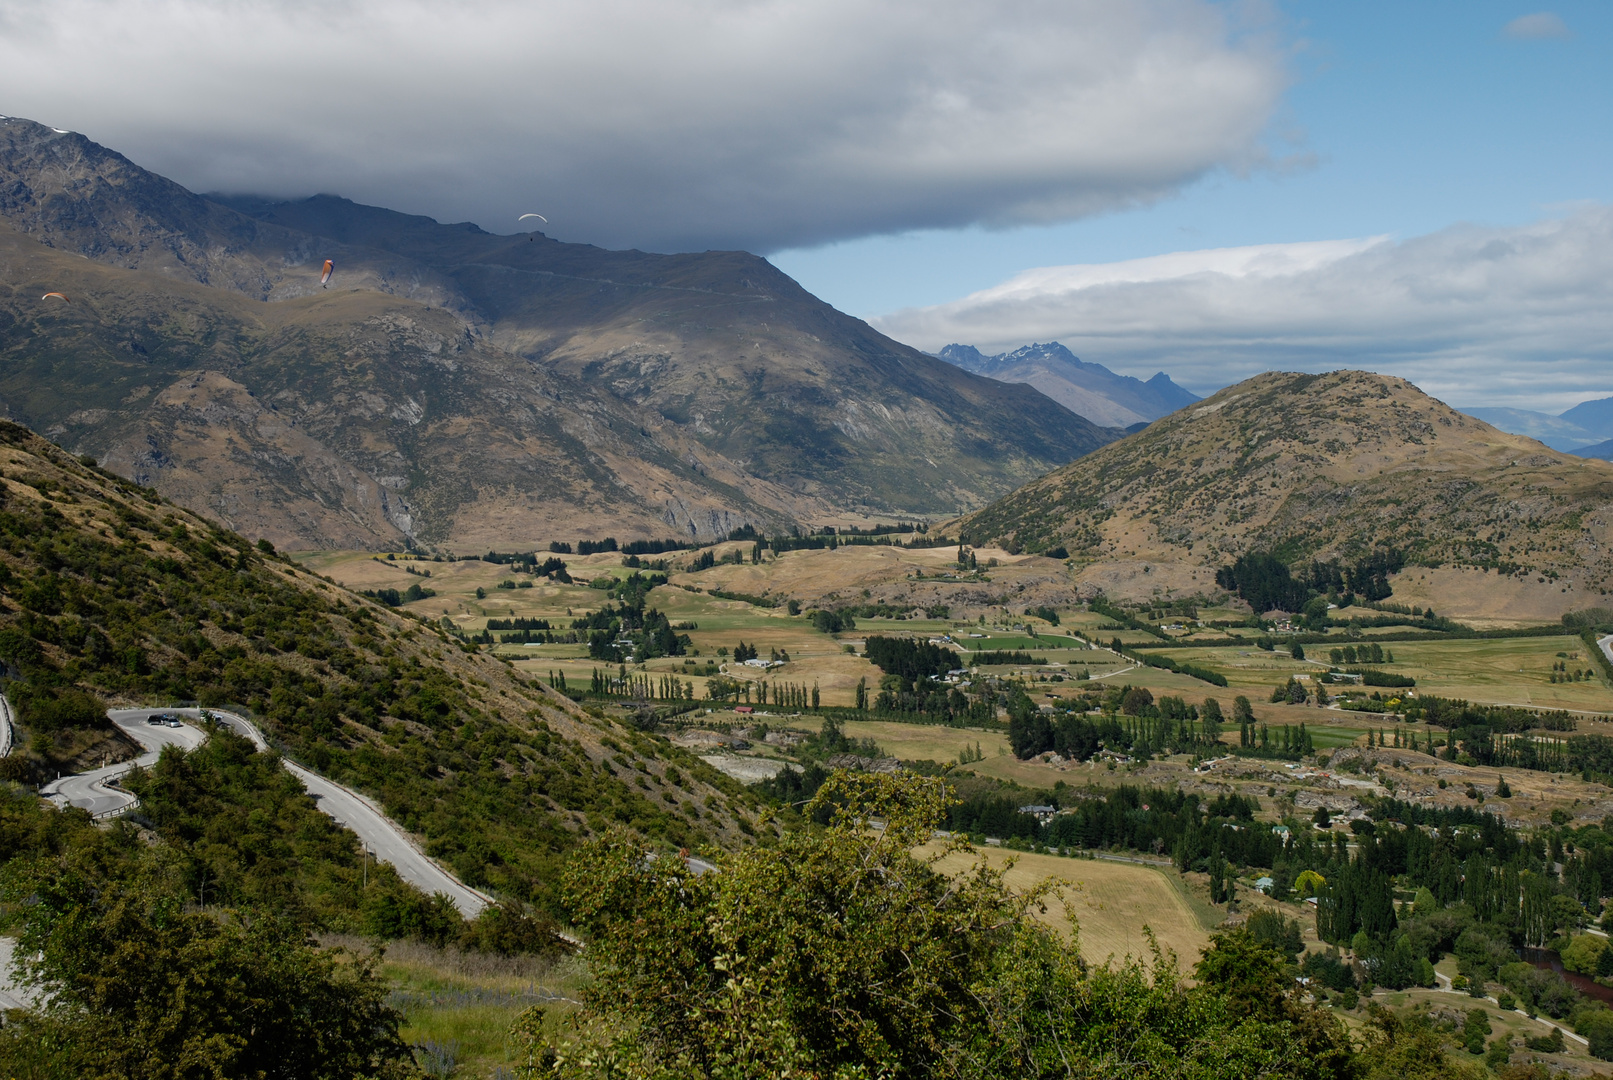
left=870, top=206, right=1613, bottom=412
left=0, top=0, right=1287, bottom=253
left=1503, top=12, right=1570, bottom=39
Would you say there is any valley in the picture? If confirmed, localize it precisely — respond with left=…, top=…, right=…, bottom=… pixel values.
left=2, top=114, right=1612, bottom=1080
left=280, top=524, right=1613, bottom=1074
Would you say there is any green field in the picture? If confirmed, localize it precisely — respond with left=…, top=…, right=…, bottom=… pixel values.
left=1146, top=634, right=1613, bottom=714
left=1373, top=635, right=1613, bottom=712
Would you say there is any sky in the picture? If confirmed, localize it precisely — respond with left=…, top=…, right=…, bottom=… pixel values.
left=0, top=1, right=1608, bottom=410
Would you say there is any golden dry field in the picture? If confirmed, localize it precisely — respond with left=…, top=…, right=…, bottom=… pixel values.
left=836, top=720, right=1007, bottom=766
left=919, top=845, right=1215, bottom=971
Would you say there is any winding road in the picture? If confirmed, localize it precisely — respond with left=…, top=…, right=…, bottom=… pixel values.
left=43, top=707, right=491, bottom=918
left=40, top=711, right=205, bottom=819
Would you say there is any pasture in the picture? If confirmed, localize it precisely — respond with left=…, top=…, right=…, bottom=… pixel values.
left=837, top=719, right=1008, bottom=767
left=918, top=845, right=1215, bottom=972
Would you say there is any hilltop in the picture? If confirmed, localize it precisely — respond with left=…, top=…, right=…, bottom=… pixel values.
left=955, top=369, right=1613, bottom=615
left=0, top=117, right=1117, bottom=546
left=0, top=420, right=760, bottom=910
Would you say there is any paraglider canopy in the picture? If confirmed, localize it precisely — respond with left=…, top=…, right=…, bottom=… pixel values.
left=320, top=259, right=335, bottom=288
left=40, top=292, right=69, bottom=302
left=518, top=213, right=547, bottom=224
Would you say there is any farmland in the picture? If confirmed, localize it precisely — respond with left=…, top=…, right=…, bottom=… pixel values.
left=918, top=845, right=1217, bottom=971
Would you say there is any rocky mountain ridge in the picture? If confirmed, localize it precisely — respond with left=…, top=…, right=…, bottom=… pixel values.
left=955, top=369, right=1613, bottom=608
left=0, top=117, right=1118, bottom=548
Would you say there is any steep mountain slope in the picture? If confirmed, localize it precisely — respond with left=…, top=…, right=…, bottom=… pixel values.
left=0, top=224, right=806, bottom=549
left=956, top=370, right=1613, bottom=603
left=227, top=195, right=1118, bottom=517
left=937, top=341, right=1199, bottom=427
left=0, top=420, right=759, bottom=907
left=0, top=117, right=1118, bottom=543
left=1560, top=396, right=1613, bottom=440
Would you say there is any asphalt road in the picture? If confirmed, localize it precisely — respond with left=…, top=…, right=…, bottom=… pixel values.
left=194, top=710, right=493, bottom=919
left=36, top=706, right=491, bottom=918
left=40, top=709, right=206, bottom=818
left=1599, top=634, right=1613, bottom=671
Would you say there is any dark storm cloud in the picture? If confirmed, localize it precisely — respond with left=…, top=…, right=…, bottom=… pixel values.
left=0, top=0, right=1288, bottom=252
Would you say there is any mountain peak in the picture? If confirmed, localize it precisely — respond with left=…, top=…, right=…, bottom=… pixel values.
left=934, top=340, right=1199, bottom=427
left=0, top=124, right=1120, bottom=549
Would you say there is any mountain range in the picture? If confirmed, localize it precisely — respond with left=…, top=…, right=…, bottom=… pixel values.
left=0, top=117, right=1117, bottom=551
left=955, top=369, right=1613, bottom=609
left=935, top=341, right=1200, bottom=428
left=1463, top=396, right=1613, bottom=458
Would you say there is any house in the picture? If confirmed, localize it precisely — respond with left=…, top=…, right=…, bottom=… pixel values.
left=734, top=705, right=754, bottom=715
left=1019, top=805, right=1057, bottom=824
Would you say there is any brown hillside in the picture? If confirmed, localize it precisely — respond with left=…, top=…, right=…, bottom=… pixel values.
left=0, top=117, right=1118, bottom=543
left=956, top=370, right=1613, bottom=612
left=0, top=224, right=837, bottom=549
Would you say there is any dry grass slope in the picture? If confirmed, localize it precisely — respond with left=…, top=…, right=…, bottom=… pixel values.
left=958, top=370, right=1613, bottom=607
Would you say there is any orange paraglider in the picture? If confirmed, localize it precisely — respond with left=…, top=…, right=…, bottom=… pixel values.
left=320, top=260, right=335, bottom=288
left=40, top=292, right=69, bottom=302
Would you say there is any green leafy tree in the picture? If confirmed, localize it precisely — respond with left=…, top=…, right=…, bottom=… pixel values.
left=1355, top=1006, right=1486, bottom=1079
left=0, top=848, right=412, bottom=1079
left=536, top=773, right=1358, bottom=1080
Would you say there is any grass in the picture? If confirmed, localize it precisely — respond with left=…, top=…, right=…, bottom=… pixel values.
left=1140, top=635, right=1613, bottom=715
left=837, top=719, right=1008, bottom=766
left=1375, top=636, right=1613, bottom=713
left=1307, top=724, right=1374, bottom=750
left=328, top=937, right=587, bottom=1077
left=919, top=845, right=1214, bottom=971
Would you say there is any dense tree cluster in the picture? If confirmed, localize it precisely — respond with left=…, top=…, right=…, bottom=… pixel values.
left=573, top=582, right=690, bottom=664
left=1216, top=549, right=1404, bottom=612
left=862, top=635, right=959, bottom=683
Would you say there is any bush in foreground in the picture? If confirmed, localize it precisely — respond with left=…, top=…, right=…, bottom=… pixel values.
left=515, top=772, right=1427, bottom=1079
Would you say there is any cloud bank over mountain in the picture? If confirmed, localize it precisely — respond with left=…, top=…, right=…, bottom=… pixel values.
left=0, top=0, right=1286, bottom=253
left=873, top=206, right=1613, bottom=412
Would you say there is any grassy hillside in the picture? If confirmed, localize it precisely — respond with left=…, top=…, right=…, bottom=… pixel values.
left=957, top=370, right=1613, bottom=606
left=0, top=421, right=761, bottom=911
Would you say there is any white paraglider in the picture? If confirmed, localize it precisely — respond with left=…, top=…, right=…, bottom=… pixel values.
left=518, top=213, right=547, bottom=225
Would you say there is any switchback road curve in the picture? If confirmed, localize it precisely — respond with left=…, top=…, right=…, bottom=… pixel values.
left=43, top=707, right=491, bottom=918
left=40, top=710, right=205, bottom=819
